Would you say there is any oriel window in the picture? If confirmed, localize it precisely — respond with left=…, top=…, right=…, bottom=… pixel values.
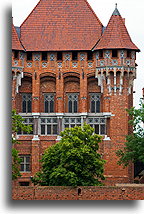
left=22, top=93, right=32, bottom=113
left=44, top=94, right=54, bottom=113
left=68, top=94, right=78, bottom=113
left=90, top=93, right=101, bottom=113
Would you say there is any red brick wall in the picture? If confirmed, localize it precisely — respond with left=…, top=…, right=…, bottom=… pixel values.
left=12, top=185, right=144, bottom=200
left=12, top=50, right=135, bottom=185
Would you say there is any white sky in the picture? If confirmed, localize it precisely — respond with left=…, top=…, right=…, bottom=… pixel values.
left=12, top=0, right=144, bottom=107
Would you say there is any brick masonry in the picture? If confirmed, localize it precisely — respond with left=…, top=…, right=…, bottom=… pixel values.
left=12, top=49, right=136, bottom=186
left=12, top=1, right=140, bottom=188
left=12, top=185, right=144, bottom=200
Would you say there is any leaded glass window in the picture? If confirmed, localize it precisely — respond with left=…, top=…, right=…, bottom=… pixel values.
left=90, top=93, right=101, bottom=113
left=68, top=94, right=78, bottom=113
left=87, top=117, right=106, bottom=135
left=44, top=94, right=54, bottom=113
left=17, top=117, right=33, bottom=135
left=22, top=93, right=32, bottom=113
left=64, top=117, right=81, bottom=129
left=40, top=117, right=58, bottom=135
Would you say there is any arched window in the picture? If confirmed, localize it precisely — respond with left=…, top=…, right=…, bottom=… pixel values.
left=90, top=93, right=101, bottom=113
left=22, top=93, right=32, bottom=113
left=68, top=94, right=78, bottom=113
left=44, top=94, right=54, bottom=113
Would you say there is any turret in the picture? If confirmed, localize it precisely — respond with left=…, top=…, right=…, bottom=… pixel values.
left=94, top=4, right=140, bottom=95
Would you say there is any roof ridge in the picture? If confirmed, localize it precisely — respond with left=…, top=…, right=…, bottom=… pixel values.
left=12, top=23, right=24, bottom=50
left=20, top=0, right=41, bottom=27
left=20, top=0, right=104, bottom=51
left=83, top=0, right=103, bottom=27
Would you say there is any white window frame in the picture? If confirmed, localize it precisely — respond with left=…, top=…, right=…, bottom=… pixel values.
left=20, top=155, right=31, bottom=172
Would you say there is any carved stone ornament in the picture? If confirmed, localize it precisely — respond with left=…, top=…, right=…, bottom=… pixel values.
left=34, top=53, right=41, bottom=61
left=80, top=53, right=85, bottom=61
left=64, top=54, right=71, bottom=61
left=27, top=62, right=32, bottom=67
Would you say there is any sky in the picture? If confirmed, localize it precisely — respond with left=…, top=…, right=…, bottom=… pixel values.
left=12, top=0, right=144, bottom=108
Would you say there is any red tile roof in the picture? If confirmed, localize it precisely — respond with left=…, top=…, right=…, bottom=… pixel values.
left=20, top=0, right=103, bottom=51
left=94, top=7, right=139, bottom=51
left=12, top=23, right=24, bottom=50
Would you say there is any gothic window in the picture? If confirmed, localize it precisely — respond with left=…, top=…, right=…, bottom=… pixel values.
left=22, top=93, right=32, bottom=113
left=27, top=52, right=32, bottom=61
left=20, top=155, right=31, bottom=172
left=112, top=50, right=118, bottom=58
left=57, top=52, right=62, bottom=60
left=68, top=94, right=78, bottom=113
left=90, top=93, right=101, bottom=113
left=87, top=117, right=106, bottom=135
left=72, top=52, right=78, bottom=60
left=87, top=51, right=93, bottom=60
left=64, top=117, right=81, bottom=129
left=17, top=117, right=33, bottom=135
left=44, top=94, right=54, bottom=113
left=42, top=52, right=47, bottom=61
left=40, top=117, right=58, bottom=135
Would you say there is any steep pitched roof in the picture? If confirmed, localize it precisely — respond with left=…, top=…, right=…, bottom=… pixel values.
left=20, top=0, right=103, bottom=51
left=94, top=5, right=139, bottom=51
left=12, top=22, right=24, bottom=51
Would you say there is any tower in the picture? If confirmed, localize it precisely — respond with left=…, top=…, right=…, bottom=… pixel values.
left=93, top=4, right=140, bottom=184
left=12, top=1, right=139, bottom=186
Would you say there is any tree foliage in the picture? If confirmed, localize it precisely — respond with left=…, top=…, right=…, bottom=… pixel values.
left=12, top=109, right=32, bottom=180
left=32, top=124, right=106, bottom=186
left=116, top=101, right=144, bottom=166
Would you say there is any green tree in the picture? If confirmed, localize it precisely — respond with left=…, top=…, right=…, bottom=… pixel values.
left=116, top=101, right=144, bottom=166
left=32, top=123, right=105, bottom=186
left=12, top=109, right=32, bottom=180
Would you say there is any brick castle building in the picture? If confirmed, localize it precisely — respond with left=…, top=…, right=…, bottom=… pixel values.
left=12, top=0, right=139, bottom=186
